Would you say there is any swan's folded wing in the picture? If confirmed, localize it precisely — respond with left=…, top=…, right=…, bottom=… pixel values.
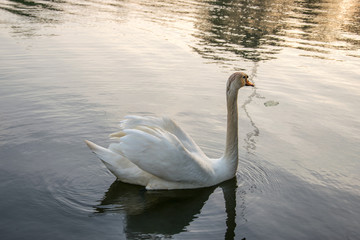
left=111, top=127, right=213, bottom=184
left=117, top=116, right=206, bottom=157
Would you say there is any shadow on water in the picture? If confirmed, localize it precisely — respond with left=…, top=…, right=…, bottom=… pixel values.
left=0, top=0, right=63, bottom=37
left=192, top=0, right=360, bottom=62
left=94, top=178, right=242, bottom=239
left=0, top=0, right=62, bottom=20
left=192, top=0, right=289, bottom=62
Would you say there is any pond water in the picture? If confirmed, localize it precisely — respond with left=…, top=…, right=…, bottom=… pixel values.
left=1, top=0, right=360, bottom=239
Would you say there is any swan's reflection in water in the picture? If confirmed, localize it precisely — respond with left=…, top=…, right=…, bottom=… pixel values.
left=94, top=178, right=240, bottom=239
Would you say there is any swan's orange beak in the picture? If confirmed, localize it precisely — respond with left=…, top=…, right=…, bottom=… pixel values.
left=246, top=80, right=255, bottom=87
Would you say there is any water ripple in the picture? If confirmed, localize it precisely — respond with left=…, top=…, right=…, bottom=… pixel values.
left=44, top=162, right=111, bottom=216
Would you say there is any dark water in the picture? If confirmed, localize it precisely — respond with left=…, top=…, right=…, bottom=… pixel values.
left=1, top=0, right=360, bottom=239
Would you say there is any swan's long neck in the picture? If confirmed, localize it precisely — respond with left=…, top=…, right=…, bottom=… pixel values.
left=224, top=89, right=239, bottom=172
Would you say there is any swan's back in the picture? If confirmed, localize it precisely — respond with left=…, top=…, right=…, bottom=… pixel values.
left=86, top=116, right=215, bottom=189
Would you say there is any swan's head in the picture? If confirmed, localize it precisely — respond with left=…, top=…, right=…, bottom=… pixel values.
left=227, top=72, right=254, bottom=93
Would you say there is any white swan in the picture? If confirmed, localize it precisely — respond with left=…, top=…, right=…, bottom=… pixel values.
left=85, top=72, right=254, bottom=190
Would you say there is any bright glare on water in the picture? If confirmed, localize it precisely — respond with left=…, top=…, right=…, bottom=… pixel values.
left=0, top=0, right=359, bottom=239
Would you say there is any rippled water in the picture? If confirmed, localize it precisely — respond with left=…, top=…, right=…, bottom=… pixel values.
left=1, top=0, right=360, bottom=239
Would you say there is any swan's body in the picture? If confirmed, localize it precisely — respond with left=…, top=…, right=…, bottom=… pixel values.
left=85, top=72, right=254, bottom=190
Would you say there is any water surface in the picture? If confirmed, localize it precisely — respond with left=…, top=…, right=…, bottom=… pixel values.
left=1, top=0, right=360, bottom=239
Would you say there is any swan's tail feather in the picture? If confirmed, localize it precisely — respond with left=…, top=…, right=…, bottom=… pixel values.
left=85, top=140, right=118, bottom=165
left=85, top=140, right=101, bottom=152
left=84, top=140, right=151, bottom=186
left=85, top=139, right=126, bottom=178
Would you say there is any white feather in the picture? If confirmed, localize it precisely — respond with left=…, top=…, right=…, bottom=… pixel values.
left=85, top=72, right=253, bottom=190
